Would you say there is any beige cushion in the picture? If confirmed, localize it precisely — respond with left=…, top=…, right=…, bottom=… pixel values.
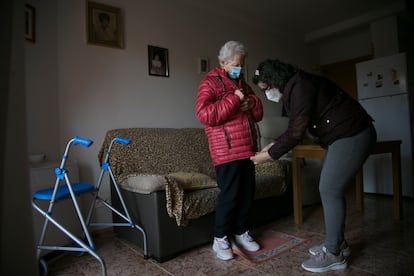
left=167, top=172, right=217, bottom=190
left=120, top=174, right=166, bottom=194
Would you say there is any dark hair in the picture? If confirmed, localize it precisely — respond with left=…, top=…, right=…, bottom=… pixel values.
left=252, top=59, right=299, bottom=91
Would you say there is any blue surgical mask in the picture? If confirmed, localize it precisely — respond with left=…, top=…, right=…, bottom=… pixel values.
left=228, top=66, right=242, bottom=79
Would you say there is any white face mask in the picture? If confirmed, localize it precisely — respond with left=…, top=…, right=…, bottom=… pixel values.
left=265, top=88, right=283, bottom=102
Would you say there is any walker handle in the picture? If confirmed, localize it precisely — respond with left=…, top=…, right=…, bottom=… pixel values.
left=73, top=136, right=93, bottom=147
left=115, top=137, right=131, bottom=145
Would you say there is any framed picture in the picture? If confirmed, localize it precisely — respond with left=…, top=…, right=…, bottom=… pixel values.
left=148, top=45, right=169, bottom=77
left=25, top=4, right=36, bottom=43
left=198, top=57, right=209, bottom=74
left=86, top=1, right=124, bottom=49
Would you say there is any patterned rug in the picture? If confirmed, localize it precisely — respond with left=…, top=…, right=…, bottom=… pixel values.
left=232, top=229, right=308, bottom=264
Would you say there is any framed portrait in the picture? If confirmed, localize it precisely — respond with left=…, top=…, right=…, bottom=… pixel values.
left=25, top=4, right=36, bottom=43
left=86, top=1, right=124, bottom=49
left=148, top=45, right=169, bottom=77
left=198, top=57, right=209, bottom=74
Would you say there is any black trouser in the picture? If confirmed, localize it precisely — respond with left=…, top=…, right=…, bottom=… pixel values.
left=214, top=158, right=256, bottom=238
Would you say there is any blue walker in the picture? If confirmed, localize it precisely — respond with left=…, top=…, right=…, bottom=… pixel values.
left=32, top=136, right=148, bottom=275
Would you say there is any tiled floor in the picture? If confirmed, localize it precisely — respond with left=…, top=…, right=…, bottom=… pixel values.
left=47, top=194, right=414, bottom=275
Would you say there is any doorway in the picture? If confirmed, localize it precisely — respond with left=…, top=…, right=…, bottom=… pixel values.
left=320, top=55, right=372, bottom=99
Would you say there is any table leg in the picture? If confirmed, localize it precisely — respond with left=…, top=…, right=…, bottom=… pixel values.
left=292, top=157, right=302, bottom=224
left=355, top=169, right=363, bottom=211
left=392, top=148, right=402, bottom=221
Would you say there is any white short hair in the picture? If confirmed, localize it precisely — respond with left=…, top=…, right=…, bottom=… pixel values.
left=218, top=41, right=247, bottom=64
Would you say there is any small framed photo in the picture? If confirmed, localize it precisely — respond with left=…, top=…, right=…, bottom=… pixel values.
left=148, top=45, right=169, bottom=77
left=25, top=4, right=36, bottom=43
left=86, top=1, right=124, bottom=49
left=198, top=57, right=209, bottom=74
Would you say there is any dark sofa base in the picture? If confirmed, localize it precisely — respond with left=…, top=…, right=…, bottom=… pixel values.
left=111, top=183, right=293, bottom=262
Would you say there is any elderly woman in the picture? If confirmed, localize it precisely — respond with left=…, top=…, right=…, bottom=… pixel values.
left=251, top=59, right=376, bottom=272
left=195, top=41, right=263, bottom=261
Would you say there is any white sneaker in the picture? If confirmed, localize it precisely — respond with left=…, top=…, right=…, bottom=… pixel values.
left=212, top=236, right=234, bottom=260
left=235, top=231, right=260, bottom=252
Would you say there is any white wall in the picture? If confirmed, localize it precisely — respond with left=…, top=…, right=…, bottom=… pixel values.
left=25, top=0, right=311, bottom=221
left=316, top=15, right=401, bottom=66
left=25, top=0, right=59, bottom=160
left=370, top=16, right=399, bottom=57
left=318, top=26, right=372, bottom=65
left=312, top=1, right=406, bottom=65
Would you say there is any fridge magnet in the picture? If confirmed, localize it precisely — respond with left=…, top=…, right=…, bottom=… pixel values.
left=362, top=71, right=372, bottom=87
left=87, top=1, right=124, bottom=49
left=391, top=69, right=400, bottom=85
left=375, top=74, right=383, bottom=88
left=148, top=45, right=169, bottom=77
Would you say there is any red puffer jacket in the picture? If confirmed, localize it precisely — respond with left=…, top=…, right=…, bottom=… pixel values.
left=195, top=67, right=263, bottom=166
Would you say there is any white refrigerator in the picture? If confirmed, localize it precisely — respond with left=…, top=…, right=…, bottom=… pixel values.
left=356, top=52, right=413, bottom=197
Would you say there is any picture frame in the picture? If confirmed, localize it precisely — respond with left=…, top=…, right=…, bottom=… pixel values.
left=25, top=4, right=36, bottom=43
left=86, top=1, right=124, bottom=49
left=198, top=57, right=209, bottom=74
left=148, top=45, right=169, bottom=77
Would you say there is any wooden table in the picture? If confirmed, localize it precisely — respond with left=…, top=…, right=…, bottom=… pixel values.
left=292, top=140, right=402, bottom=224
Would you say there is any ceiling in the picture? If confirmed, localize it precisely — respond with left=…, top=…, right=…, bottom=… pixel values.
left=183, top=0, right=407, bottom=40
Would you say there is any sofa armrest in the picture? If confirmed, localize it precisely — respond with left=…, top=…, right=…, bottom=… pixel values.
left=253, top=160, right=291, bottom=200
left=255, top=160, right=291, bottom=177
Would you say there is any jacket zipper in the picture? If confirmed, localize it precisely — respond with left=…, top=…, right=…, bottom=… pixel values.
left=223, top=128, right=231, bottom=149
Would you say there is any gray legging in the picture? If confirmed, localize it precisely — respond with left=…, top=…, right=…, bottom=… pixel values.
left=320, top=125, right=377, bottom=254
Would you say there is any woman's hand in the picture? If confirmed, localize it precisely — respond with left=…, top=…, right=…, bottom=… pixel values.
left=250, top=151, right=272, bottom=165
left=260, top=142, right=274, bottom=152
left=239, top=97, right=252, bottom=111
left=234, top=89, right=245, bottom=101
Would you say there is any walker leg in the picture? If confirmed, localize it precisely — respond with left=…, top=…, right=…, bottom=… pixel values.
left=39, top=258, right=48, bottom=276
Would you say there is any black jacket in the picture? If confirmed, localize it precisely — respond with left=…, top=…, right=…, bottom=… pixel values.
left=268, top=72, right=373, bottom=160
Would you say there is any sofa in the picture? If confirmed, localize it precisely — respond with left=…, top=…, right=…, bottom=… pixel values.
left=99, top=127, right=293, bottom=262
